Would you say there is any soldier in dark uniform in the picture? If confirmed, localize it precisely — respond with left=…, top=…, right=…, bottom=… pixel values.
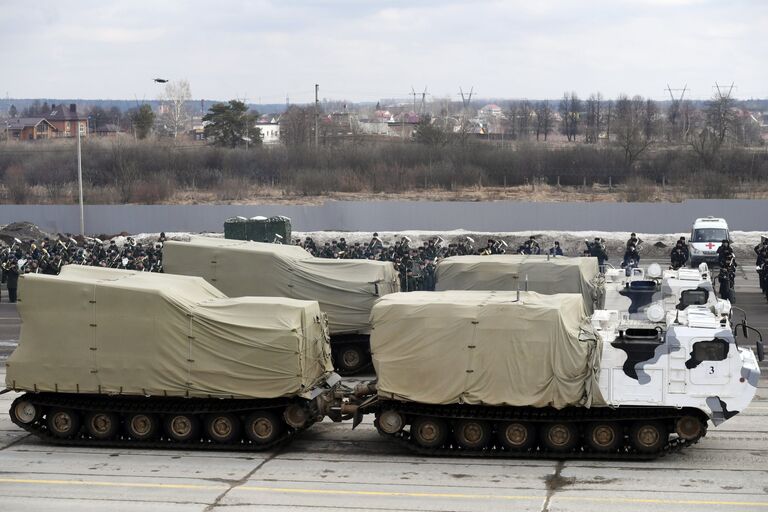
left=368, top=232, right=383, bottom=253
left=621, top=244, right=640, bottom=274
left=717, top=239, right=733, bottom=267
left=320, top=242, right=334, bottom=259
left=626, top=232, right=643, bottom=250
left=520, top=236, right=540, bottom=255
left=549, top=241, right=564, bottom=256
left=754, top=237, right=768, bottom=266
left=5, top=259, right=20, bottom=303
left=717, top=266, right=735, bottom=302
left=670, top=241, right=688, bottom=269
left=304, top=237, right=317, bottom=255
left=587, top=237, right=608, bottom=271
left=678, top=237, right=690, bottom=263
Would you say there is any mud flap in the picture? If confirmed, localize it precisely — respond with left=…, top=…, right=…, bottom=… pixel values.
left=353, top=395, right=379, bottom=429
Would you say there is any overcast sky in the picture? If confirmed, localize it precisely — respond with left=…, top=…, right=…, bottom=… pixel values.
left=1, top=0, right=766, bottom=104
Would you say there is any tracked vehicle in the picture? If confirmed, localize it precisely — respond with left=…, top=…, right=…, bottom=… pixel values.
left=6, top=266, right=342, bottom=450
left=353, top=289, right=762, bottom=459
left=163, top=237, right=399, bottom=375
left=435, top=254, right=604, bottom=313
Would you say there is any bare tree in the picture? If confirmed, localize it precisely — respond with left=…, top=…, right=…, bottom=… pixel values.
left=111, top=138, right=141, bottom=202
left=511, top=100, right=533, bottom=140
left=613, top=95, right=653, bottom=168
left=534, top=101, right=554, bottom=141
left=706, top=83, right=738, bottom=145
left=643, top=99, right=660, bottom=141
left=559, top=92, right=581, bottom=142
left=689, top=84, right=738, bottom=169
left=280, top=105, right=314, bottom=147
left=584, top=93, right=603, bottom=143
left=161, top=79, right=192, bottom=139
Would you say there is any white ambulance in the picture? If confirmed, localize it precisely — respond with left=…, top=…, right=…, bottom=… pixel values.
left=689, top=217, right=730, bottom=267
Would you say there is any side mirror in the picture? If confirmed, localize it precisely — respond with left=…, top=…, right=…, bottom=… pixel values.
left=742, top=323, right=749, bottom=339
left=757, top=340, right=765, bottom=362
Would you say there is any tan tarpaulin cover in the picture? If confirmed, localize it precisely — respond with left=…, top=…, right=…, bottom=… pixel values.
left=371, top=291, right=604, bottom=408
left=435, top=255, right=604, bottom=314
left=6, top=266, right=334, bottom=399
left=163, top=237, right=399, bottom=335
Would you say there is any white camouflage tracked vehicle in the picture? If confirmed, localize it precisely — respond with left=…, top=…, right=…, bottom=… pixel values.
left=350, top=285, right=762, bottom=459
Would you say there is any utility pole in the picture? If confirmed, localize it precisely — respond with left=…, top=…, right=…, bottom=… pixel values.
left=665, top=84, right=688, bottom=141
left=410, top=86, right=418, bottom=112
left=314, top=84, right=319, bottom=148
left=77, top=122, right=85, bottom=236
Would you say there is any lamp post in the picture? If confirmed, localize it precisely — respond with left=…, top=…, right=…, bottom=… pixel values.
left=77, top=121, right=84, bottom=236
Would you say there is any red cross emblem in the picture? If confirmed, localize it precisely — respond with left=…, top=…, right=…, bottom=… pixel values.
left=705, top=242, right=716, bottom=249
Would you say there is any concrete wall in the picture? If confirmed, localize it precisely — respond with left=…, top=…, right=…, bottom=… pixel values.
left=0, top=199, right=766, bottom=234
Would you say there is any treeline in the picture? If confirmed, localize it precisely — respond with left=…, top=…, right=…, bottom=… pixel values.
left=1, top=139, right=766, bottom=203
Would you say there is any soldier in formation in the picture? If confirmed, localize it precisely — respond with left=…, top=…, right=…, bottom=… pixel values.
left=670, top=239, right=689, bottom=269
left=621, top=244, right=641, bottom=274
left=1, top=234, right=166, bottom=301
left=584, top=237, right=608, bottom=271
left=518, top=236, right=541, bottom=255
left=755, top=237, right=768, bottom=301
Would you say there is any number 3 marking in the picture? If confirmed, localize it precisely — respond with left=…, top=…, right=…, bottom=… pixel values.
left=708, top=366, right=715, bottom=374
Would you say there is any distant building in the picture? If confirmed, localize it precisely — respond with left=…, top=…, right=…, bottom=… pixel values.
left=478, top=104, right=503, bottom=119
left=256, top=116, right=280, bottom=144
left=388, top=111, right=421, bottom=138
left=6, top=117, right=57, bottom=140
left=45, top=103, right=88, bottom=138
left=358, top=110, right=392, bottom=135
left=92, top=123, right=122, bottom=138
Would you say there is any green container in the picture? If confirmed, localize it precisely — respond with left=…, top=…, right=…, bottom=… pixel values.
left=262, top=215, right=292, bottom=243
left=245, top=218, right=267, bottom=242
left=224, top=217, right=249, bottom=240
left=224, top=216, right=292, bottom=243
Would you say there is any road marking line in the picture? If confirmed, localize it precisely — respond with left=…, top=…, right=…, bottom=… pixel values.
left=0, top=478, right=767, bottom=506
left=0, top=478, right=224, bottom=490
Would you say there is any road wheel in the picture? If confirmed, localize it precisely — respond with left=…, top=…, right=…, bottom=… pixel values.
left=85, top=411, right=120, bottom=440
left=334, top=344, right=369, bottom=375
left=47, top=408, right=81, bottom=439
left=497, top=421, right=536, bottom=451
left=454, top=419, right=490, bottom=450
left=540, top=422, right=579, bottom=452
left=12, top=400, right=41, bottom=424
left=244, top=411, right=283, bottom=445
left=126, top=413, right=159, bottom=441
left=205, top=414, right=241, bottom=443
left=164, top=414, right=200, bottom=442
left=585, top=422, right=623, bottom=452
left=675, top=415, right=705, bottom=441
left=411, top=416, right=448, bottom=448
left=377, top=409, right=405, bottom=434
left=630, top=421, right=667, bottom=453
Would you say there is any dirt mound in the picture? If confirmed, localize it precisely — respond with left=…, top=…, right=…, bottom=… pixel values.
left=0, top=222, right=54, bottom=247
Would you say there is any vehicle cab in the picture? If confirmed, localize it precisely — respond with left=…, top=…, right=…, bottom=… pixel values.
left=593, top=262, right=762, bottom=426
left=689, top=217, right=730, bottom=267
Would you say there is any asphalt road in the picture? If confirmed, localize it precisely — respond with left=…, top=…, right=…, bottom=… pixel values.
left=0, top=264, right=766, bottom=511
